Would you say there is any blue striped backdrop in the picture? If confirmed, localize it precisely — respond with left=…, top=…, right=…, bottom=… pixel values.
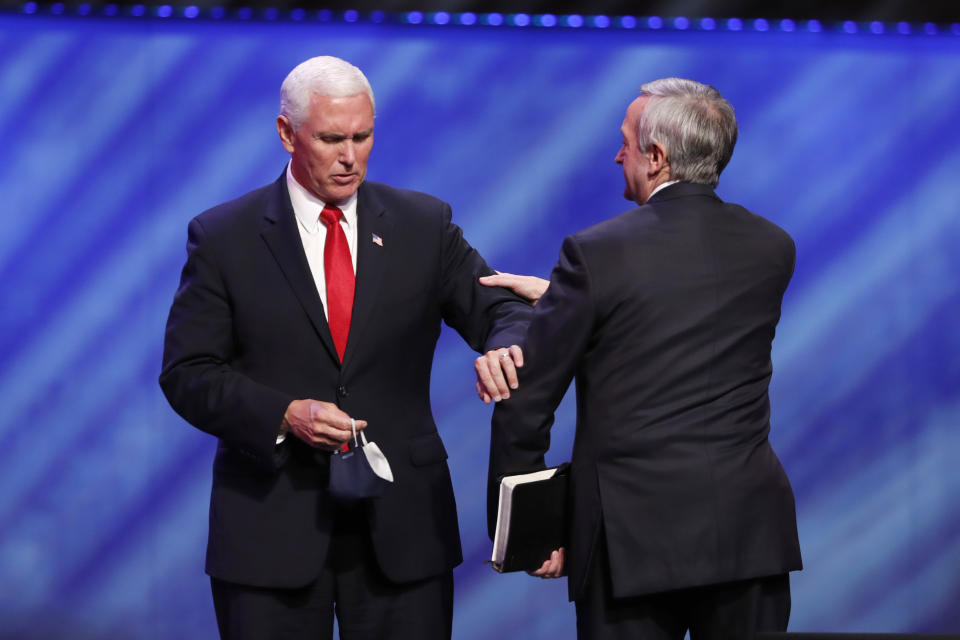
left=1, top=13, right=959, bottom=638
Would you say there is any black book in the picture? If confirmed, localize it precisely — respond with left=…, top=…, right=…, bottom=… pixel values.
left=490, top=463, right=569, bottom=573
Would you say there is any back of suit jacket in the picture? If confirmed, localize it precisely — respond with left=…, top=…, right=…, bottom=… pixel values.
left=161, top=175, right=530, bottom=588
left=489, top=182, right=802, bottom=601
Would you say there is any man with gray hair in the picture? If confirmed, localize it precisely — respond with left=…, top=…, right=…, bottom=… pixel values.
left=160, top=55, right=531, bottom=640
left=485, top=78, right=802, bottom=639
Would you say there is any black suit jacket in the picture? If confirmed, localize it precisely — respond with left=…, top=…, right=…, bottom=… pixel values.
left=488, top=182, right=802, bottom=601
left=160, top=173, right=531, bottom=588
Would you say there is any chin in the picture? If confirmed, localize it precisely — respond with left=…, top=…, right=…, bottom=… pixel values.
left=326, top=185, right=359, bottom=202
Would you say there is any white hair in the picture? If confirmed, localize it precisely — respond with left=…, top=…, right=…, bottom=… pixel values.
left=637, top=78, right=738, bottom=187
left=279, top=56, right=375, bottom=131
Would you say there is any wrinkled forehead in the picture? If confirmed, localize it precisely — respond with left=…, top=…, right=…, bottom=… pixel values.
left=628, top=95, right=648, bottom=120
left=622, top=96, right=647, bottom=135
left=306, top=93, right=375, bottom=126
left=309, top=91, right=373, bottom=110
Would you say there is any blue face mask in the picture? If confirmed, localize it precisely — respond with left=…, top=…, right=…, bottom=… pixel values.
left=328, top=419, right=394, bottom=502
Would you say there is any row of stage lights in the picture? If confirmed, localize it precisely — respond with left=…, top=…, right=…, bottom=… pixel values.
left=12, top=2, right=960, bottom=36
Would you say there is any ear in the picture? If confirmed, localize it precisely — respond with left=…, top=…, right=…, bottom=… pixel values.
left=277, top=115, right=296, bottom=154
left=646, top=141, right=669, bottom=177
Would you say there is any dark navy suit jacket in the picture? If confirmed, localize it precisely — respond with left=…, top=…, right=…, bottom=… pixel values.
left=161, top=173, right=531, bottom=588
left=488, top=182, right=802, bottom=601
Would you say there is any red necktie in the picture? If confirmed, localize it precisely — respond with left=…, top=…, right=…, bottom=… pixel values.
left=320, top=205, right=354, bottom=362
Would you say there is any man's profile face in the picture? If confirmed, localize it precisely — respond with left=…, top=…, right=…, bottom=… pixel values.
left=614, top=96, right=650, bottom=205
left=278, top=92, right=374, bottom=203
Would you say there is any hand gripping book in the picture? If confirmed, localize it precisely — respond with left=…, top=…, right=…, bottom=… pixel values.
left=490, top=463, right=569, bottom=573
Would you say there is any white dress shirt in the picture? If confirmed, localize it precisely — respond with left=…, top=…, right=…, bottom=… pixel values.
left=278, top=163, right=359, bottom=443
left=286, top=162, right=359, bottom=320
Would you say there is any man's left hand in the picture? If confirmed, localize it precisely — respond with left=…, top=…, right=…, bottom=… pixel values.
left=475, top=345, right=524, bottom=403
left=528, top=547, right=565, bottom=579
left=479, top=272, right=549, bottom=305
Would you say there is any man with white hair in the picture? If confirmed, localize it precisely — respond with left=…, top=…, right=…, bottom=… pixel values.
left=160, top=55, right=531, bottom=640
left=485, top=78, right=802, bottom=639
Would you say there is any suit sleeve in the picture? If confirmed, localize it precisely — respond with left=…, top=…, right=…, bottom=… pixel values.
left=437, top=203, right=533, bottom=352
left=487, top=236, right=595, bottom=539
left=159, top=217, right=294, bottom=471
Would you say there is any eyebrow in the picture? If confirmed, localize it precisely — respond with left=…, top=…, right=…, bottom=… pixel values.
left=315, top=129, right=373, bottom=141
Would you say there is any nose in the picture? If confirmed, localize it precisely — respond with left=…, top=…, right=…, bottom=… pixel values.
left=614, top=147, right=625, bottom=165
left=339, top=141, right=356, bottom=166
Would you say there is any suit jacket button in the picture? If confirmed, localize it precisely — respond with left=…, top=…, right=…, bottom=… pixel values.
left=337, top=385, right=348, bottom=397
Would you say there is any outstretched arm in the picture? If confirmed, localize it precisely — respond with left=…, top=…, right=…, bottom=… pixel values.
left=487, top=237, right=595, bottom=539
left=472, top=271, right=551, bottom=402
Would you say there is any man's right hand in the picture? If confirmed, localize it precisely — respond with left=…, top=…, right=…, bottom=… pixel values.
left=282, top=399, right=366, bottom=451
left=475, top=344, right=524, bottom=404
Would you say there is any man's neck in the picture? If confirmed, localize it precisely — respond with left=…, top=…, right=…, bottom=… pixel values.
left=643, top=179, right=679, bottom=204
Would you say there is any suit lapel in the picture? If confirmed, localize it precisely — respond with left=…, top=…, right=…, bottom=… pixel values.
left=341, top=182, right=392, bottom=372
left=259, top=174, right=339, bottom=364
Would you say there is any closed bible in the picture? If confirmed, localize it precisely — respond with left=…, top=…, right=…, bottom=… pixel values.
left=490, top=464, right=569, bottom=573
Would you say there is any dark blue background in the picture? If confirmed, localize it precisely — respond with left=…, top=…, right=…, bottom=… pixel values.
left=1, top=13, right=958, bottom=637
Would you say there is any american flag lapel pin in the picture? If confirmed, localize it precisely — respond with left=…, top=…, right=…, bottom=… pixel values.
left=371, top=233, right=383, bottom=247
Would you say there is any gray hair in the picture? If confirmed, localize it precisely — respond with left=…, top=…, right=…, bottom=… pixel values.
left=636, top=78, right=737, bottom=187
left=279, top=56, right=375, bottom=131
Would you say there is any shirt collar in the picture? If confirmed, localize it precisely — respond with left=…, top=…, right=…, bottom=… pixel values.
left=649, top=179, right=680, bottom=200
left=286, top=162, right=359, bottom=234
